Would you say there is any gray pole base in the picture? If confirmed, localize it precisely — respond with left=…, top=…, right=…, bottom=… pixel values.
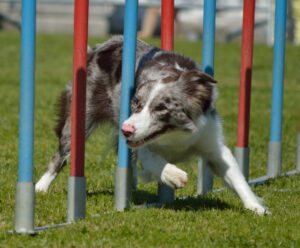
left=115, top=167, right=132, bottom=211
left=267, top=141, right=282, bottom=178
left=15, top=182, right=35, bottom=234
left=197, top=158, right=213, bottom=195
left=67, top=176, right=86, bottom=223
left=234, top=147, right=250, bottom=181
left=297, top=134, right=300, bottom=172
left=157, top=183, right=174, bottom=204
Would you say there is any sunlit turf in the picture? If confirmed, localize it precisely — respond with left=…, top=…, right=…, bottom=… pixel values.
left=0, top=32, right=299, bottom=247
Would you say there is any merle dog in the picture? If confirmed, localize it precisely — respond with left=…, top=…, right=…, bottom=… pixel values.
left=36, top=36, right=268, bottom=215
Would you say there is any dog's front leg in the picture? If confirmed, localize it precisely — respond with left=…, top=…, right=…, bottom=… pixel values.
left=138, top=147, right=188, bottom=189
left=205, top=145, right=269, bottom=215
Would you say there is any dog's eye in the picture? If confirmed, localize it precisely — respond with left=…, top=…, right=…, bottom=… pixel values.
left=154, top=104, right=167, bottom=112
left=132, top=97, right=143, bottom=112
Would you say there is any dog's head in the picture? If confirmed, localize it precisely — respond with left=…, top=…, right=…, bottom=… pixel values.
left=121, top=59, right=217, bottom=148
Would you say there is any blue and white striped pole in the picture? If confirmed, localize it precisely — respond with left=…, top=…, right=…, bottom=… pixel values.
left=15, top=0, right=36, bottom=233
left=267, top=0, right=287, bottom=177
left=197, top=0, right=216, bottom=194
left=115, top=0, right=138, bottom=211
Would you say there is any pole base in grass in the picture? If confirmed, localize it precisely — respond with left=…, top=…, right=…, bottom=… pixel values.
left=267, top=141, right=282, bottom=178
left=157, top=183, right=174, bottom=204
left=197, top=158, right=213, bottom=195
left=15, top=182, right=35, bottom=234
left=67, top=176, right=86, bottom=223
left=235, top=147, right=250, bottom=181
left=115, top=167, right=132, bottom=211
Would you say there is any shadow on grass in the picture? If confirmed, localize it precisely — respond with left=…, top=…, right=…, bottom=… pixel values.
left=132, top=189, right=158, bottom=204
left=164, top=196, right=231, bottom=212
left=86, top=189, right=158, bottom=203
left=133, top=190, right=231, bottom=212
left=86, top=188, right=232, bottom=212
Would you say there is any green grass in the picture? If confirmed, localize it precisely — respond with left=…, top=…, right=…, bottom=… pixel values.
left=0, top=31, right=300, bottom=247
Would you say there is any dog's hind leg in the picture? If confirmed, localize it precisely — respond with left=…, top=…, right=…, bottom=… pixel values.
left=35, top=116, right=99, bottom=192
left=36, top=100, right=99, bottom=193
left=35, top=114, right=71, bottom=192
left=35, top=152, right=68, bottom=193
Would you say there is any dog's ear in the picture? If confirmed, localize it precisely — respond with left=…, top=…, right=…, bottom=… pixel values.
left=180, top=69, right=217, bottom=84
left=181, top=69, right=216, bottom=115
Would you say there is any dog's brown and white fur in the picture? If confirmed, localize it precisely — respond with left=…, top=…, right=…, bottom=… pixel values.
left=36, top=36, right=268, bottom=215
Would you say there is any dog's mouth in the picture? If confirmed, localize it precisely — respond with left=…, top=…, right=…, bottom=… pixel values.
left=126, top=126, right=175, bottom=148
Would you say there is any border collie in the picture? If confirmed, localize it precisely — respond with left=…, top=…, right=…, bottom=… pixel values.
left=36, top=36, right=268, bottom=215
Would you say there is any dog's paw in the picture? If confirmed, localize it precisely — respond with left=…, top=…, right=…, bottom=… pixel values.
left=35, top=180, right=49, bottom=193
left=161, top=164, right=188, bottom=189
left=35, top=172, right=56, bottom=193
left=245, top=203, right=271, bottom=216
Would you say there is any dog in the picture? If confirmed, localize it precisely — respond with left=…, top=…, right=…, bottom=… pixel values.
left=36, top=36, right=268, bottom=215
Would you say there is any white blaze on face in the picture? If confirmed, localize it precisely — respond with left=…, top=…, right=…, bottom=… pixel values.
left=123, top=82, right=166, bottom=141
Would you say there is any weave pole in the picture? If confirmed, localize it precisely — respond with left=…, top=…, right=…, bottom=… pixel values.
left=14, top=0, right=36, bottom=234
left=161, top=0, right=174, bottom=50
left=267, top=0, right=287, bottom=178
left=235, top=0, right=256, bottom=181
left=115, top=0, right=138, bottom=211
left=67, top=0, right=89, bottom=222
left=157, top=0, right=175, bottom=204
left=197, top=0, right=216, bottom=195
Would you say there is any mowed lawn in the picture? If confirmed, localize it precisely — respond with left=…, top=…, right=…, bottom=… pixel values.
left=0, top=31, right=299, bottom=247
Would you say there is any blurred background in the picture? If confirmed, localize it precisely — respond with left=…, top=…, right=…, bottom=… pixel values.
left=0, top=0, right=299, bottom=45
